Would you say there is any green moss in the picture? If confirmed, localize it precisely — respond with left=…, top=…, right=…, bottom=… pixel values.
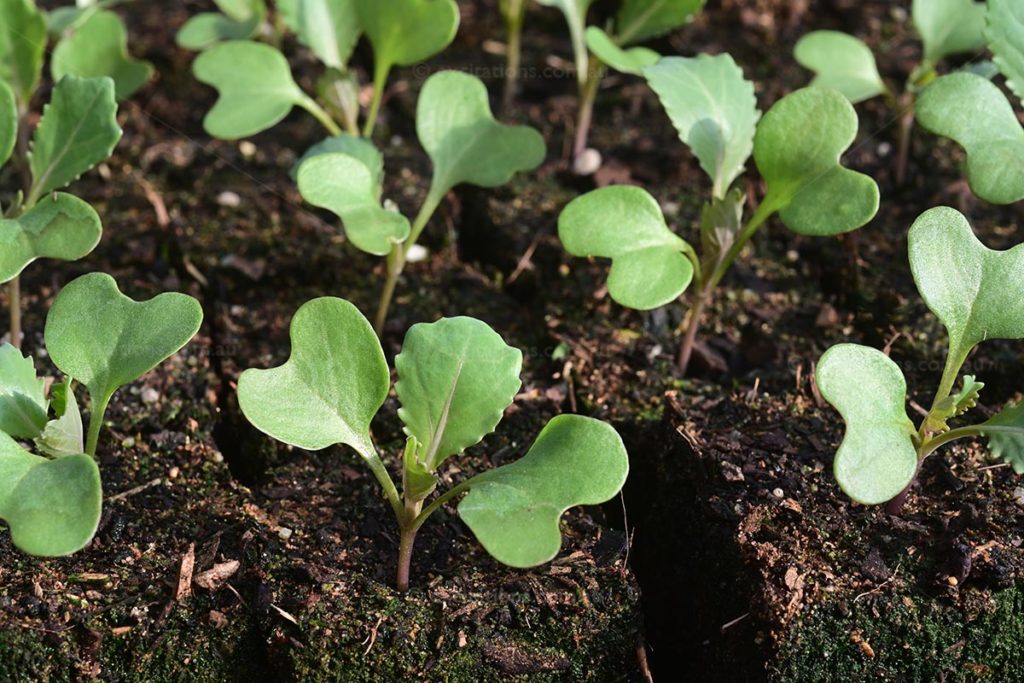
left=772, top=583, right=1024, bottom=682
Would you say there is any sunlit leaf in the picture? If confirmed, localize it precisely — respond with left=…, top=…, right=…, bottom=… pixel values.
left=794, top=31, right=887, bottom=104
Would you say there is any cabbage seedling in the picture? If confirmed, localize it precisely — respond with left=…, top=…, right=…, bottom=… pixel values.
left=187, top=0, right=458, bottom=139
left=536, top=0, right=704, bottom=170
left=295, top=70, right=545, bottom=334
left=792, top=0, right=991, bottom=184
left=0, top=273, right=202, bottom=555
left=560, top=74, right=879, bottom=373
left=237, top=297, right=629, bottom=591
left=817, top=207, right=1024, bottom=512
left=0, top=75, right=122, bottom=348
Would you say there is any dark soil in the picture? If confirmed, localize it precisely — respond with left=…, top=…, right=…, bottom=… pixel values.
left=2, top=0, right=1023, bottom=681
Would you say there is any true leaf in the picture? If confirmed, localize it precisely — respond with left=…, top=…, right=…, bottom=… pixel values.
left=585, top=26, right=659, bottom=76
left=175, top=12, right=262, bottom=50
left=615, top=0, right=705, bottom=45
left=458, top=414, right=629, bottom=567
left=794, top=31, right=887, bottom=104
left=981, top=401, right=1024, bottom=474
left=402, top=437, right=437, bottom=502
left=0, top=193, right=103, bottom=284
left=44, top=273, right=203, bottom=411
left=916, top=72, right=1024, bottom=205
left=355, top=0, right=459, bottom=82
left=644, top=53, right=760, bottom=199
left=394, top=317, right=523, bottom=470
left=28, top=75, right=122, bottom=201
left=925, top=374, right=984, bottom=433
left=296, top=152, right=411, bottom=256
left=816, top=344, right=919, bottom=505
left=193, top=41, right=310, bottom=139
left=986, top=0, right=1024, bottom=104
left=278, top=0, right=360, bottom=69
left=0, top=432, right=101, bottom=556
left=36, top=380, right=84, bottom=458
left=0, top=343, right=48, bottom=439
left=558, top=185, right=694, bottom=309
left=0, top=0, right=47, bottom=107
left=753, top=86, right=879, bottom=236
left=417, top=71, right=545, bottom=200
left=0, top=79, right=15, bottom=168
left=237, top=297, right=388, bottom=458
left=51, top=10, right=153, bottom=99
left=908, top=206, right=1024, bottom=364
left=912, top=0, right=987, bottom=65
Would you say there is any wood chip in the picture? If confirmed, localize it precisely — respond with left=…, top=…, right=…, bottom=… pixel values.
left=193, top=560, right=240, bottom=591
left=175, top=543, right=195, bottom=601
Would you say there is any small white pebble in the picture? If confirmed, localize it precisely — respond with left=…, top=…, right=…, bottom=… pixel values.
left=278, top=527, right=293, bottom=541
left=877, top=142, right=892, bottom=157
left=122, top=437, right=136, bottom=448
left=211, top=450, right=224, bottom=464
left=573, top=148, right=602, bottom=176
left=405, top=244, right=429, bottom=263
left=772, top=488, right=784, bottom=498
left=238, top=141, right=257, bottom=158
left=168, top=467, right=180, bottom=480
left=1013, top=487, right=1024, bottom=506
left=217, top=191, right=241, bottom=208
left=786, top=250, right=799, bottom=262
left=141, top=387, right=160, bottom=404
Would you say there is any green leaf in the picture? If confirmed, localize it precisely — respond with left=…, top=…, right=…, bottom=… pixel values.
left=193, top=41, right=309, bottom=139
left=615, top=0, right=705, bottom=45
left=0, top=343, right=48, bottom=439
left=175, top=12, right=262, bottom=50
left=981, top=401, right=1024, bottom=474
left=0, top=193, right=103, bottom=284
left=279, top=0, right=360, bottom=69
left=986, top=0, right=1024, bottom=104
left=44, top=273, right=203, bottom=411
left=699, top=188, right=745, bottom=275
left=912, top=0, right=987, bottom=65
left=395, top=317, right=523, bottom=470
left=402, top=436, right=437, bottom=502
left=355, top=0, right=459, bottom=81
left=916, top=72, right=1024, bottom=205
left=237, top=297, right=388, bottom=458
left=36, top=380, right=84, bottom=457
left=0, top=432, right=101, bottom=556
left=908, top=206, right=1024, bottom=363
left=644, top=53, right=760, bottom=199
left=296, top=152, right=411, bottom=256
left=558, top=185, right=694, bottom=310
left=51, top=10, right=153, bottom=99
left=0, top=0, right=47, bottom=107
left=417, top=71, right=545, bottom=200
left=214, top=0, right=263, bottom=23
left=794, top=31, right=887, bottom=104
left=816, top=344, right=919, bottom=506
left=584, top=26, right=659, bottom=76
left=458, top=414, right=629, bottom=568
left=0, top=79, right=15, bottom=168
left=753, top=86, right=879, bottom=236
left=534, top=0, right=592, bottom=82
left=925, top=374, right=984, bottom=433
left=28, top=75, right=122, bottom=202
left=296, top=134, right=383, bottom=185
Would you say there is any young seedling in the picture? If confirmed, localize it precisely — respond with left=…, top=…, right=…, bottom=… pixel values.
left=499, top=0, right=527, bottom=108
left=0, top=272, right=202, bottom=555
left=792, top=0, right=989, bottom=184
left=237, top=297, right=629, bottom=591
left=0, top=74, right=122, bottom=348
left=817, top=207, right=1024, bottom=512
left=186, top=0, right=459, bottom=139
left=295, top=70, right=545, bottom=334
left=560, top=70, right=879, bottom=374
left=536, top=0, right=704, bottom=171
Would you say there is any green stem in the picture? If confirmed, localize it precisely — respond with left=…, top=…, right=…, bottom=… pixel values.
left=363, top=63, right=391, bottom=138
left=360, top=446, right=404, bottom=522
left=298, top=96, right=342, bottom=137
left=8, top=277, right=21, bottom=350
left=408, top=475, right=482, bottom=534
left=707, top=197, right=778, bottom=290
left=502, top=0, right=526, bottom=110
left=676, top=283, right=710, bottom=374
left=85, top=393, right=111, bottom=457
left=573, top=57, right=603, bottom=160
left=373, top=189, right=446, bottom=335
left=396, top=498, right=423, bottom=591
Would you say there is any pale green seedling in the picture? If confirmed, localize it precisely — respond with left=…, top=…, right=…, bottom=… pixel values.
left=560, top=80, right=878, bottom=373
left=0, top=273, right=201, bottom=556
left=176, top=0, right=266, bottom=50
left=818, top=207, right=1024, bottom=510
left=51, top=8, right=153, bottom=99
left=0, top=75, right=121, bottom=349
left=295, top=71, right=545, bottom=334
left=238, top=297, right=628, bottom=590
left=793, top=31, right=888, bottom=104
left=986, top=0, right=1024, bottom=104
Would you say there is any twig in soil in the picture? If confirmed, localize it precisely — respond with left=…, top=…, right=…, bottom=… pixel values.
left=635, top=640, right=654, bottom=683
left=506, top=229, right=548, bottom=285
left=619, top=491, right=633, bottom=567
left=719, top=612, right=749, bottom=633
left=853, top=562, right=901, bottom=602
left=362, top=615, right=384, bottom=655
left=977, top=463, right=1010, bottom=472
left=108, top=477, right=164, bottom=503
left=563, top=360, right=577, bottom=413
left=134, top=172, right=171, bottom=228
left=809, top=362, right=824, bottom=407
left=175, top=543, right=195, bottom=602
